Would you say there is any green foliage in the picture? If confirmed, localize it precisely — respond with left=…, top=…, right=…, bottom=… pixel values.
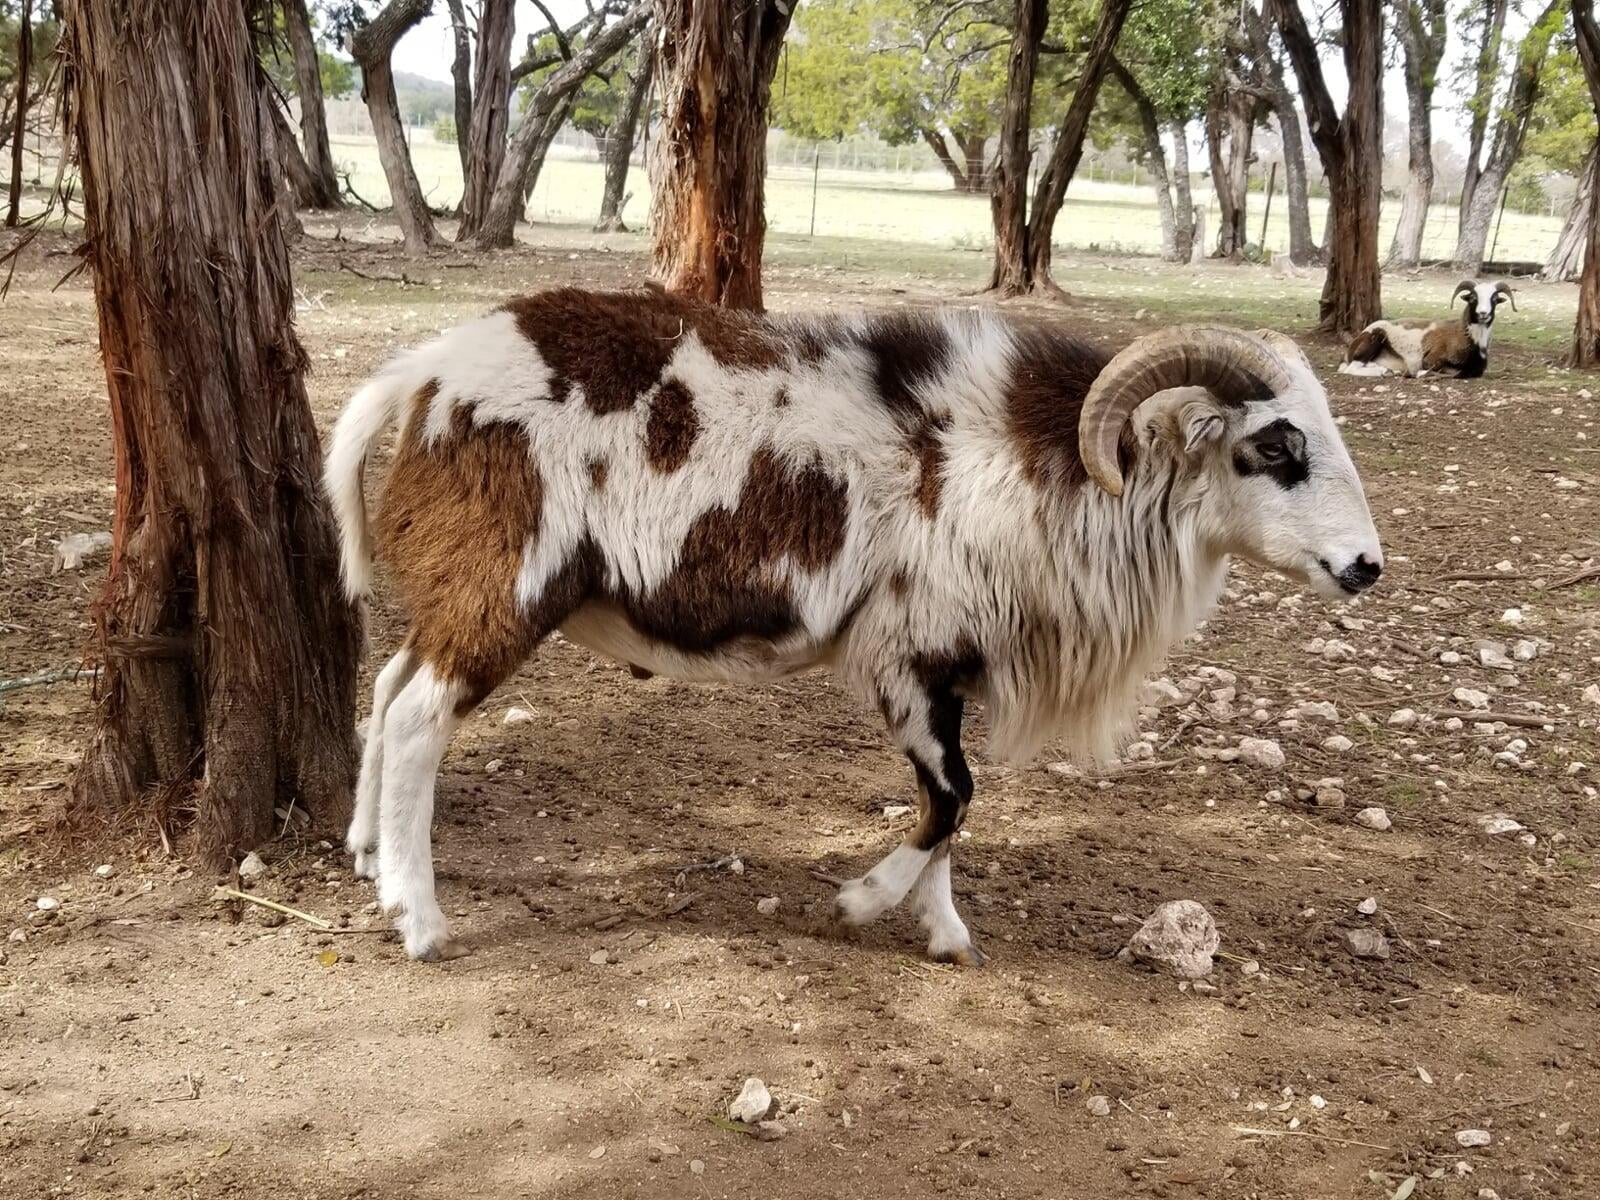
left=432, top=113, right=457, bottom=143
left=256, top=4, right=355, bottom=102
left=772, top=0, right=1010, bottom=146
left=1090, top=0, right=1219, bottom=158
left=1519, top=45, right=1591, bottom=178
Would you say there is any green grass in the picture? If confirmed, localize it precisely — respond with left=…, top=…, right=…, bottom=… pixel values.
left=329, top=131, right=1570, bottom=266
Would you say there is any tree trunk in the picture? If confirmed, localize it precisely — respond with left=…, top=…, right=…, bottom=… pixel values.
left=1206, top=85, right=1254, bottom=260
left=922, top=127, right=971, bottom=191
left=519, top=91, right=575, bottom=217
left=1572, top=0, right=1600, bottom=367
left=478, top=3, right=649, bottom=249
left=1170, top=121, right=1194, bottom=262
left=1022, top=0, right=1131, bottom=292
left=284, top=0, right=341, bottom=208
left=1109, top=56, right=1176, bottom=261
left=457, top=0, right=514, bottom=240
left=5, top=0, right=31, bottom=228
left=351, top=0, right=438, bottom=256
left=62, top=0, right=362, bottom=865
left=268, top=86, right=320, bottom=217
left=1453, top=0, right=1561, bottom=274
left=1543, top=141, right=1595, bottom=282
left=1386, top=0, right=1445, bottom=268
left=1270, top=0, right=1383, bottom=336
left=987, top=0, right=1046, bottom=295
left=595, top=39, right=654, bottom=232
left=1275, top=101, right=1317, bottom=264
left=956, top=132, right=988, bottom=193
left=647, top=0, right=790, bottom=308
left=444, top=0, right=473, bottom=181
left=1461, top=0, right=1511, bottom=229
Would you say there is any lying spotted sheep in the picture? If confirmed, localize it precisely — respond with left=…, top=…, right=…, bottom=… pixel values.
left=1340, top=279, right=1515, bottom=378
left=325, top=285, right=1383, bottom=963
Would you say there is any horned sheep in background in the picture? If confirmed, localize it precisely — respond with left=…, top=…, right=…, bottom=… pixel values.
left=1340, top=280, right=1516, bottom=378
left=324, top=286, right=1383, bottom=964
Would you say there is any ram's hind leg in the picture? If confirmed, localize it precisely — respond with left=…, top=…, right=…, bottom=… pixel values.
left=347, top=647, right=419, bottom=880
left=835, top=671, right=981, bottom=963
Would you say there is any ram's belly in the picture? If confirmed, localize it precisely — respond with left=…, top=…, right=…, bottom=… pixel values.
left=560, top=600, right=838, bottom=683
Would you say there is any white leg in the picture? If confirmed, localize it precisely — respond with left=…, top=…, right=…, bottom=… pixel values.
left=377, top=664, right=465, bottom=961
left=347, top=648, right=418, bottom=880
left=835, top=842, right=931, bottom=926
left=909, top=845, right=984, bottom=966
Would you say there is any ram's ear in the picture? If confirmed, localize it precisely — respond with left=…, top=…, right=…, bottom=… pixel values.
left=1182, top=402, right=1227, bottom=453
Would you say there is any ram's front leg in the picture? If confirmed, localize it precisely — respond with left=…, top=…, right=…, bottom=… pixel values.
left=834, top=673, right=983, bottom=964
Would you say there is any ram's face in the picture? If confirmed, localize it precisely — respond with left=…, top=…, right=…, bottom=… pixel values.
left=1079, top=326, right=1383, bottom=604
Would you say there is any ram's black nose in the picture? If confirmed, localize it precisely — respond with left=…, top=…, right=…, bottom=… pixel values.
left=1338, top=554, right=1383, bottom=593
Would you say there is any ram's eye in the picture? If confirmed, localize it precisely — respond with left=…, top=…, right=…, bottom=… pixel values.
left=1257, top=442, right=1288, bottom=463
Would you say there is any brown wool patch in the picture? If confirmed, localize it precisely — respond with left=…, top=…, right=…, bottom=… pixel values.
left=772, top=385, right=790, bottom=408
left=1419, top=325, right=1465, bottom=372
left=609, top=445, right=850, bottom=653
left=378, top=401, right=552, bottom=711
left=908, top=414, right=949, bottom=519
left=859, top=313, right=953, bottom=422
left=1345, top=327, right=1388, bottom=364
left=501, top=287, right=787, bottom=416
left=888, top=569, right=910, bottom=599
left=587, top=456, right=609, bottom=491
left=645, top=380, right=699, bottom=473
left=1002, top=325, right=1119, bottom=489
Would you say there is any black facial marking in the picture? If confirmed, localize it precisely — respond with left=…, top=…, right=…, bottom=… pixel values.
left=1232, top=418, right=1309, bottom=489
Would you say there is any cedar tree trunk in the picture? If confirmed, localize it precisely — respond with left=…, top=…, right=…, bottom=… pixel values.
left=285, top=0, right=341, bottom=208
left=1206, top=84, right=1254, bottom=259
left=987, top=0, right=1046, bottom=294
left=1452, top=0, right=1560, bottom=274
left=1387, top=0, right=1445, bottom=267
left=922, top=127, right=972, bottom=191
left=1543, top=141, right=1595, bottom=282
left=5, top=0, right=31, bottom=227
left=1461, top=0, right=1511, bottom=227
left=351, top=0, right=437, bottom=255
left=444, top=0, right=472, bottom=179
left=457, top=0, right=514, bottom=240
left=1571, top=0, right=1600, bottom=367
left=477, top=2, right=649, bottom=249
left=62, top=0, right=362, bottom=865
left=1269, top=0, right=1383, bottom=336
left=648, top=0, right=791, bottom=308
left=1169, top=120, right=1195, bottom=262
left=1109, top=55, right=1177, bottom=261
left=595, top=37, right=654, bottom=232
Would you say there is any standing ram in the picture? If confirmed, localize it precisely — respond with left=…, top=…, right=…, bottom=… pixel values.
left=1340, top=280, right=1516, bottom=378
left=325, top=286, right=1383, bottom=964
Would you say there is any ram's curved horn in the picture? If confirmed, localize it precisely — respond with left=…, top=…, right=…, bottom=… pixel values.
left=1493, top=280, right=1518, bottom=311
left=1078, top=326, right=1291, bottom=497
left=1451, top=279, right=1477, bottom=307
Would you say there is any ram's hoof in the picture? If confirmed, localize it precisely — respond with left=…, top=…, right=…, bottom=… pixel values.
left=930, top=941, right=987, bottom=968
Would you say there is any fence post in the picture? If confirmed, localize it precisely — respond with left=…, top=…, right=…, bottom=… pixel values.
left=1489, top=182, right=1511, bottom=265
left=1259, top=161, right=1277, bottom=249
left=810, top=144, right=820, bottom=237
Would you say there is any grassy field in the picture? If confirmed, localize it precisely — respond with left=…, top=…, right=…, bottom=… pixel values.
left=333, top=130, right=1567, bottom=265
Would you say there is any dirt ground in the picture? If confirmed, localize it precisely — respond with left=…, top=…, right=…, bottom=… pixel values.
left=3, top=219, right=1599, bottom=1200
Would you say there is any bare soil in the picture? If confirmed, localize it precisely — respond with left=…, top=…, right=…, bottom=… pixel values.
left=2, top=221, right=1599, bottom=1200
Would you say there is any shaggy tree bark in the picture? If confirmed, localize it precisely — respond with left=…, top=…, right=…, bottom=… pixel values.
left=1453, top=0, right=1561, bottom=274
left=477, top=3, right=649, bottom=249
left=1020, top=0, right=1131, bottom=292
left=62, top=0, right=361, bottom=865
left=595, top=38, right=653, bottom=232
left=1387, top=0, right=1445, bottom=267
left=1110, top=55, right=1180, bottom=261
left=5, top=0, right=31, bottom=228
left=1543, top=141, right=1596, bottom=282
left=1206, top=82, right=1255, bottom=260
left=1169, top=121, right=1195, bottom=262
left=444, top=0, right=472, bottom=179
left=1268, top=0, right=1382, bottom=336
left=1461, top=0, right=1511, bottom=223
left=1238, top=3, right=1316, bottom=264
left=1571, top=0, right=1600, bottom=368
left=268, top=86, right=318, bottom=221
left=987, top=0, right=1045, bottom=295
left=284, top=0, right=341, bottom=208
left=457, top=0, right=515, bottom=240
left=351, top=0, right=437, bottom=255
left=922, top=129, right=989, bottom=193
left=647, top=0, right=790, bottom=308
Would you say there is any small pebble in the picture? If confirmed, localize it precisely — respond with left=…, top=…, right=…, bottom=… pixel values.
left=1086, top=1095, right=1112, bottom=1117
left=1456, top=1129, right=1492, bottom=1148
left=1354, top=807, right=1391, bottom=832
left=756, top=896, right=780, bottom=916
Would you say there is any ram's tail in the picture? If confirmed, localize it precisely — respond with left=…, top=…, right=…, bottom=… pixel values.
left=323, top=363, right=418, bottom=601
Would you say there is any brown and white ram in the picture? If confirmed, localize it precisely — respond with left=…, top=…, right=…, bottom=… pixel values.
left=1340, top=280, right=1515, bottom=378
left=325, top=286, right=1383, bottom=963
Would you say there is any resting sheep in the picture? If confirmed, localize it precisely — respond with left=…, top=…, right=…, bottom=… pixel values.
left=1340, top=279, right=1515, bottom=378
left=324, top=286, right=1383, bottom=963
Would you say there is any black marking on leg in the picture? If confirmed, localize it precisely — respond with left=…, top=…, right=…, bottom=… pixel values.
left=907, top=687, right=973, bottom=853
